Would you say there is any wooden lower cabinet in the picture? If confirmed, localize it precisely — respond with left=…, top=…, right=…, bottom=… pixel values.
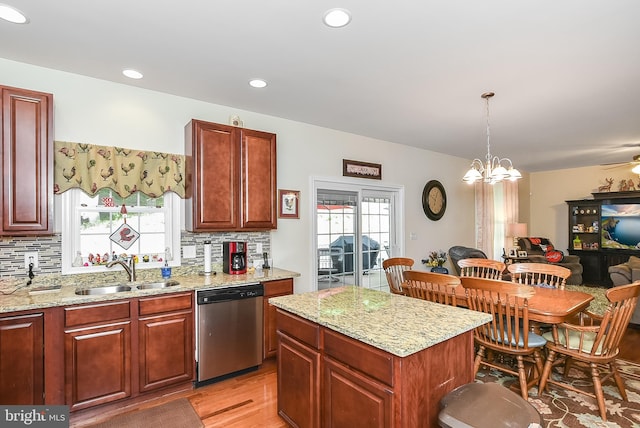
left=263, top=278, right=294, bottom=359
left=323, top=357, right=393, bottom=428
left=64, top=302, right=132, bottom=411
left=277, top=333, right=321, bottom=428
left=0, top=312, right=44, bottom=404
left=138, top=292, right=194, bottom=392
left=277, top=309, right=475, bottom=428
left=63, top=292, right=195, bottom=411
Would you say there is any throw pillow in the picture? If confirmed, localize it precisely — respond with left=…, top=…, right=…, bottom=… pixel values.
left=545, top=250, right=564, bottom=263
left=628, top=255, right=640, bottom=269
left=525, top=237, right=553, bottom=253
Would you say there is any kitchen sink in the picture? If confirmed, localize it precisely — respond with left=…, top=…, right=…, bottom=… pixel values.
left=75, top=285, right=133, bottom=295
left=135, top=280, right=180, bottom=290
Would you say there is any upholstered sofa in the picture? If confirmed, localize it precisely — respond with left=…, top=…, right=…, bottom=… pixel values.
left=609, top=256, right=640, bottom=324
left=516, top=237, right=583, bottom=285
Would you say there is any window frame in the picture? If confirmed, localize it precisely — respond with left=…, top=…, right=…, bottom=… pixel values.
left=61, top=190, right=181, bottom=275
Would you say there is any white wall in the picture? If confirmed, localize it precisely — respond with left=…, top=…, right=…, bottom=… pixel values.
left=1, top=58, right=476, bottom=293
left=530, top=166, right=637, bottom=253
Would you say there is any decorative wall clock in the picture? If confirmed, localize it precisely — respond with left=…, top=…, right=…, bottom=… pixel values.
left=422, top=180, right=447, bottom=221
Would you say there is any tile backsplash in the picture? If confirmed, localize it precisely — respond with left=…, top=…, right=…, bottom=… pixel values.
left=0, top=231, right=270, bottom=279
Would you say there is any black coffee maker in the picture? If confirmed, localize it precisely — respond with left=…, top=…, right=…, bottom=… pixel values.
left=223, top=241, right=247, bottom=274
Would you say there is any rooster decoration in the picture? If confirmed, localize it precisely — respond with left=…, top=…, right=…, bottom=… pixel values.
left=100, top=167, right=114, bottom=181
left=58, top=147, right=76, bottom=158
left=121, top=162, right=135, bottom=176
left=62, top=167, right=76, bottom=182
left=96, top=148, right=111, bottom=160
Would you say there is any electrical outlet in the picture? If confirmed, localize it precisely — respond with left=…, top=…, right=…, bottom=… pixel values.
left=24, top=252, right=39, bottom=269
left=182, top=245, right=196, bottom=259
left=256, top=243, right=263, bottom=254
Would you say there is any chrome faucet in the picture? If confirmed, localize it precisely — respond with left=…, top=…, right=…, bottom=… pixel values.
left=106, top=257, right=136, bottom=282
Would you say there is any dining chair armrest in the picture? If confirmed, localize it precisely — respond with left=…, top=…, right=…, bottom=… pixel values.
left=577, top=310, right=603, bottom=325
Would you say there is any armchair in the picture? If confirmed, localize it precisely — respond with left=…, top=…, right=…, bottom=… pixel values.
left=608, top=255, right=640, bottom=324
left=517, top=237, right=583, bottom=285
left=448, top=246, right=487, bottom=276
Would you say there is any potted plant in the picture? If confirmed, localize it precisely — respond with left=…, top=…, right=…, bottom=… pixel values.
left=422, top=250, right=448, bottom=274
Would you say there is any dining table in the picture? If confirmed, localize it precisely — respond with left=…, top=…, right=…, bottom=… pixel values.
left=452, top=280, right=595, bottom=325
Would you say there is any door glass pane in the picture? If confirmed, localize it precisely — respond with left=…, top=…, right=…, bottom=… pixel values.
left=360, top=194, right=392, bottom=292
left=317, top=190, right=357, bottom=289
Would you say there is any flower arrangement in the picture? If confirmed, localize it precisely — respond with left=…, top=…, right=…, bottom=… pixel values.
left=422, top=250, right=447, bottom=267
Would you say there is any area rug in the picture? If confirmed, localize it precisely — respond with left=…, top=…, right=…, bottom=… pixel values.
left=476, top=360, right=640, bottom=427
left=87, top=398, right=203, bottom=428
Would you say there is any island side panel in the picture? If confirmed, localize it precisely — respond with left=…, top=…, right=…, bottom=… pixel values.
left=276, top=308, right=478, bottom=428
left=396, top=331, right=475, bottom=427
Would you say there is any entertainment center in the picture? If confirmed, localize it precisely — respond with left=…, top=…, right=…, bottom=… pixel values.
left=567, top=191, right=640, bottom=286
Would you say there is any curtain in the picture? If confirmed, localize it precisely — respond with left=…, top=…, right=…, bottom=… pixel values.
left=474, top=182, right=495, bottom=257
left=54, top=141, right=186, bottom=198
left=475, top=180, right=520, bottom=260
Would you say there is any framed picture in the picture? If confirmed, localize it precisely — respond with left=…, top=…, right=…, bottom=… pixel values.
left=279, top=189, right=300, bottom=219
left=517, top=250, right=528, bottom=258
left=343, top=159, right=382, bottom=180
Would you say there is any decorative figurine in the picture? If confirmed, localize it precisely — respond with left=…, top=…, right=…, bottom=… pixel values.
left=598, top=177, right=613, bottom=192
left=72, top=251, right=83, bottom=267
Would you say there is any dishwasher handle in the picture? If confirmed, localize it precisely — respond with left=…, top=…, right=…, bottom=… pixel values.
left=197, top=283, right=263, bottom=305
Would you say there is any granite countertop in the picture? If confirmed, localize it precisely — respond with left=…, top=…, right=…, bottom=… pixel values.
left=269, top=286, right=492, bottom=358
left=0, top=267, right=299, bottom=314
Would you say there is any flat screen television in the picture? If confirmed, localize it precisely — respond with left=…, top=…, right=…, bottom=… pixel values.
left=601, top=204, right=640, bottom=249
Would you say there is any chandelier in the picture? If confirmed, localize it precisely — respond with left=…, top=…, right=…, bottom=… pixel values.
left=463, top=92, right=522, bottom=184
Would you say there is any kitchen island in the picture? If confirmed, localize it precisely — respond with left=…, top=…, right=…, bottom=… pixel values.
left=269, top=286, right=491, bottom=428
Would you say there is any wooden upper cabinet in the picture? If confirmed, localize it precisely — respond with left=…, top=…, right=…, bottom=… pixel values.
left=1, top=85, right=53, bottom=235
left=185, top=119, right=276, bottom=231
left=240, top=128, right=277, bottom=229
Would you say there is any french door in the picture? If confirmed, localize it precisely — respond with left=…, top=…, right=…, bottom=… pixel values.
left=314, top=179, right=403, bottom=292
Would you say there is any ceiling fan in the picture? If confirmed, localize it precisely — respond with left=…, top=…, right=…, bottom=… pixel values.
left=601, top=154, right=640, bottom=171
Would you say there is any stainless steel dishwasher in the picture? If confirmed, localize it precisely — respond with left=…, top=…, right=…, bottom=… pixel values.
left=196, top=283, right=263, bottom=385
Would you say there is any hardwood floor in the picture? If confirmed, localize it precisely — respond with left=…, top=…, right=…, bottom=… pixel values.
left=69, top=326, right=640, bottom=428
left=70, top=359, right=287, bottom=428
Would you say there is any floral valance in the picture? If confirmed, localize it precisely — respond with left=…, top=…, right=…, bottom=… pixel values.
left=54, top=141, right=186, bottom=198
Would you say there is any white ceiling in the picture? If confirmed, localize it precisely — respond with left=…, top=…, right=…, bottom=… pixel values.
left=1, top=0, right=639, bottom=173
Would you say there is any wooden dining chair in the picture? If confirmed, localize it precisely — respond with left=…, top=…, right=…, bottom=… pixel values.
left=402, top=270, right=460, bottom=306
left=382, top=257, right=414, bottom=295
left=458, top=258, right=506, bottom=280
left=460, top=276, right=546, bottom=400
left=508, top=262, right=571, bottom=290
left=538, top=282, right=640, bottom=421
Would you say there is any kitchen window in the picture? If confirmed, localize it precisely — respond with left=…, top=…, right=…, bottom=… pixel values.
left=61, top=189, right=180, bottom=274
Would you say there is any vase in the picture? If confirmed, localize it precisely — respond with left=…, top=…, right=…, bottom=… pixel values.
left=431, top=266, right=448, bottom=274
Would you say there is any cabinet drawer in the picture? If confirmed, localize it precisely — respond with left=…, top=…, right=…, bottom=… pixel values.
left=323, top=329, right=394, bottom=387
left=263, top=279, right=293, bottom=297
left=139, top=292, right=192, bottom=316
left=65, top=301, right=131, bottom=327
left=277, top=310, right=319, bottom=349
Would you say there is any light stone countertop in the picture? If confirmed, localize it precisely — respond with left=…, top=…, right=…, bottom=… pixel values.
left=0, top=267, right=299, bottom=314
left=269, top=286, right=492, bottom=358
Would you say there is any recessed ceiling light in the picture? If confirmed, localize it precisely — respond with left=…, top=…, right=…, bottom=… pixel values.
left=122, top=69, right=143, bottom=79
left=323, top=8, right=351, bottom=28
left=249, top=79, right=267, bottom=88
left=0, top=4, right=28, bottom=24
